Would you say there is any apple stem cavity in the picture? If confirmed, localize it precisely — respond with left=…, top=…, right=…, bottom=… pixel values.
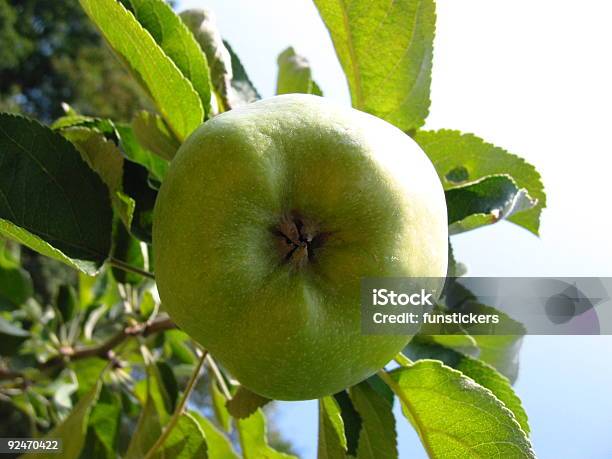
left=273, top=213, right=329, bottom=268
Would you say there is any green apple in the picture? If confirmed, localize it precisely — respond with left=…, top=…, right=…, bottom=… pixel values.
left=153, top=94, right=448, bottom=400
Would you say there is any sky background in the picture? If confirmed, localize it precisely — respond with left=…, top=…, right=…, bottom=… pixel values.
left=178, top=1, right=612, bottom=457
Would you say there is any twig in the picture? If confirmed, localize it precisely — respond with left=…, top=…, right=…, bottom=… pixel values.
left=108, top=257, right=156, bottom=280
left=0, top=316, right=176, bottom=381
left=143, top=350, right=208, bottom=459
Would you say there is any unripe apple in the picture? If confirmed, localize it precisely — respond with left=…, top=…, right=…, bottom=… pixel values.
left=153, top=94, right=447, bottom=400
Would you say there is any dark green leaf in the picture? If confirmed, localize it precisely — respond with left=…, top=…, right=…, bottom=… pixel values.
left=55, top=284, right=78, bottom=322
left=333, top=390, right=361, bottom=457
left=132, top=111, right=180, bottom=161
left=78, top=0, right=204, bottom=141
left=446, top=175, right=537, bottom=234
left=226, top=385, right=271, bottom=419
left=156, top=361, right=179, bottom=413
left=0, top=113, right=113, bottom=274
left=364, top=374, right=394, bottom=406
left=414, top=129, right=546, bottom=234
left=314, top=0, right=435, bottom=131
left=0, top=242, right=33, bottom=309
left=349, top=381, right=397, bottom=459
left=276, top=47, right=322, bottom=96
left=116, top=124, right=168, bottom=183
left=387, top=361, right=534, bottom=458
left=122, top=160, right=158, bottom=243
left=111, top=219, right=146, bottom=285
left=0, top=316, right=29, bottom=356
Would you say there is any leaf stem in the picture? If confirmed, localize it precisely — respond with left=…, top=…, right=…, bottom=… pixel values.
left=143, top=349, right=208, bottom=459
left=206, top=354, right=232, bottom=399
left=108, top=257, right=156, bottom=280
left=394, top=352, right=414, bottom=367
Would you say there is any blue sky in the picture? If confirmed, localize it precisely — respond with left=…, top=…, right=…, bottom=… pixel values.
left=178, top=1, right=612, bottom=457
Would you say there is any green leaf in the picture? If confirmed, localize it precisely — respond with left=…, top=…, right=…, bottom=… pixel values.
left=236, top=409, right=297, bottom=459
left=111, top=219, right=146, bottom=285
left=0, top=113, right=112, bottom=275
left=72, top=357, right=108, bottom=398
left=318, top=396, right=348, bottom=459
left=52, top=115, right=118, bottom=140
left=79, top=385, right=121, bottom=459
left=276, top=47, right=323, bottom=96
left=180, top=9, right=234, bottom=112
left=190, top=410, right=240, bottom=459
left=226, top=385, right=271, bottom=419
left=314, top=0, right=435, bottom=131
left=0, top=316, right=29, bottom=356
left=386, top=361, right=534, bottom=458
left=55, top=284, right=78, bottom=322
left=404, top=337, right=530, bottom=434
left=156, top=361, right=179, bottom=413
left=125, top=359, right=173, bottom=459
left=22, top=378, right=102, bottom=459
left=124, top=391, right=162, bottom=459
left=224, top=40, right=261, bottom=107
left=0, top=243, right=33, bottom=309
left=116, top=123, right=168, bottom=183
left=446, top=175, right=537, bottom=234
left=349, top=382, right=397, bottom=459
left=132, top=111, right=180, bottom=161
left=414, top=129, right=546, bottom=234
left=333, top=391, right=361, bottom=457
left=121, top=160, right=158, bottom=243
left=162, top=329, right=195, bottom=364
left=151, top=412, right=208, bottom=459
left=78, top=0, right=204, bottom=141
left=129, top=0, right=211, bottom=117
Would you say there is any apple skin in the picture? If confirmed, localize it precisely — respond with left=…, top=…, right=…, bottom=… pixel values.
left=153, top=94, right=448, bottom=400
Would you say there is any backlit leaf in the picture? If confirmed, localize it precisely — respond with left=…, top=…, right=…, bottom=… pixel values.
left=314, top=0, right=435, bottom=131
left=79, top=0, right=203, bottom=140
left=130, top=0, right=212, bottom=117
left=414, top=129, right=546, bottom=234
left=386, top=361, right=534, bottom=458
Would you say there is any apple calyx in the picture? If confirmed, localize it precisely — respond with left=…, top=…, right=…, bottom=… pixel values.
left=274, top=213, right=328, bottom=268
